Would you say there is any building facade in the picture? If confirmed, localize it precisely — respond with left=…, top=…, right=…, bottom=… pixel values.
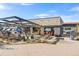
left=0, top=16, right=64, bottom=36
left=30, top=17, right=64, bottom=36
left=63, top=22, right=79, bottom=35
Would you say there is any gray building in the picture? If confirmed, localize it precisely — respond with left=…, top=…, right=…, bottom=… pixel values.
left=0, top=16, right=64, bottom=36
left=30, top=17, right=64, bottom=36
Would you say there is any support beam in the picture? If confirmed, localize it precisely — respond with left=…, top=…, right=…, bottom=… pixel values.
left=40, top=27, right=44, bottom=35
left=30, top=27, right=33, bottom=34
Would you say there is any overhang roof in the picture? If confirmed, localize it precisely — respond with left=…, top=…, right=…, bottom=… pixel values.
left=0, top=16, right=41, bottom=26
left=29, top=17, right=63, bottom=26
left=64, top=22, right=79, bottom=24
left=0, top=16, right=64, bottom=27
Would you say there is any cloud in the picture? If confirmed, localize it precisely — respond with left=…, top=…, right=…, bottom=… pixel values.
left=34, top=10, right=57, bottom=18
left=21, top=3, right=34, bottom=6
left=34, top=13, right=50, bottom=18
left=34, top=13, right=79, bottom=22
left=0, top=4, right=11, bottom=11
left=0, top=4, right=7, bottom=10
left=60, top=14, right=79, bottom=22
left=48, top=10, right=56, bottom=13
left=69, top=6, right=79, bottom=11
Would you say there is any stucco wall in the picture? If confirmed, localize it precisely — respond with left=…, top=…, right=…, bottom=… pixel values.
left=77, top=24, right=79, bottom=33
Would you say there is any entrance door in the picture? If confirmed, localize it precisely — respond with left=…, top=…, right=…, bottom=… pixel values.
left=44, top=27, right=54, bottom=36
left=24, top=27, right=30, bottom=33
left=51, top=28, right=54, bottom=36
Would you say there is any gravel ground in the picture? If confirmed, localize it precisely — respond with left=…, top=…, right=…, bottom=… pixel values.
left=0, top=40, right=79, bottom=56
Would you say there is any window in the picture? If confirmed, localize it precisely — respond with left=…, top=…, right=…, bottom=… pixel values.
left=65, top=27, right=71, bottom=30
left=33, top=27, right=38, bottom=32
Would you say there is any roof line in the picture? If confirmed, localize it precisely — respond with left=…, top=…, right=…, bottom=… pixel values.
left=64, top=22, right=79, bottom=24
left=0, top=16, right=41, bottom=26
left=27, top=16, right=61, bottom=20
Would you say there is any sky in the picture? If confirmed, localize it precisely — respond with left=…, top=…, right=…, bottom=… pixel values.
left=0, top=3, right=79, bottom=22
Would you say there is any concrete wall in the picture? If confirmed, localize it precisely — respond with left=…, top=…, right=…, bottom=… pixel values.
left=54, top=26, right=63, bottom=36
left=43, top=26, right=63, bottom=36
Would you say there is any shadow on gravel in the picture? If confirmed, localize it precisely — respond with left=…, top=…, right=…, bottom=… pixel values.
left=0, top=44, right=14, bottom=50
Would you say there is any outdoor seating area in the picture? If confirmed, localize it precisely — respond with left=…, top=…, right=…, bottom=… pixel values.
left=0, top=29, right=61, bottom=45
left=0, top=16, right=79, bottom=45
left=0, top=16, right=64, bottom=45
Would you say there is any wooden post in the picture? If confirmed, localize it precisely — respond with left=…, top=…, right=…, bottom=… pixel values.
left=40, top=27, right=44, bottom=35
left=30, top=27, right=33, bottom=34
